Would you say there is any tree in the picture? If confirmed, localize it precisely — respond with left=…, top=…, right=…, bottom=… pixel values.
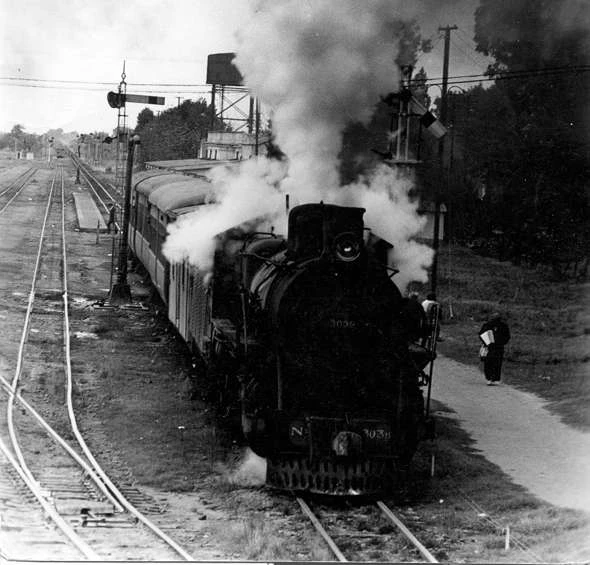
left=136, top=108, right=155, bottom=130
left=452, top=0, right=590, bottom=271
left=134, top=99, right=225, bottom=164
left=10, top=124, right=25, bottom=139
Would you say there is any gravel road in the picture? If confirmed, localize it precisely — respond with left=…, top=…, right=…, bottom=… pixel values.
left=432, top=355, right=590, bottom=513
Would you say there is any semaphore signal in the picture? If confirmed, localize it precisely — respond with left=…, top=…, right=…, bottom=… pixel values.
left=107, top=91, right=165, bottom=108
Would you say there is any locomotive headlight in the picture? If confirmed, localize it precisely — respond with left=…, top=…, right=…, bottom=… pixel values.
left=334, top=232, right=361, bottom=262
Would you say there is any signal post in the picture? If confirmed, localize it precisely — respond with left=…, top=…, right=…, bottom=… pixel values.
left=107, top=76, right=165, bottom=303
left=109, top=134, right=140, bottom=303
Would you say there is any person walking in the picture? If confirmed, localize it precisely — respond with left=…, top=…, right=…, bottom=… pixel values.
left=106, top=203, right=117, bottom=234
left=479, top=313, right=511, bottom=385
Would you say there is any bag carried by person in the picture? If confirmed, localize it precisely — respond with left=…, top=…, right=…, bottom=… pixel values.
left=479, top=330, right=495, bottom=345
left=479, top=344, right=489, bottom=360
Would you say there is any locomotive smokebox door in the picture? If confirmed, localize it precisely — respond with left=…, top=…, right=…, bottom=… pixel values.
left=332, top=431, right=363, bottom=457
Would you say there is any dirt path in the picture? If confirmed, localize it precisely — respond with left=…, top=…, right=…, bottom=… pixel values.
left=431, top=355, right=590, bottom=513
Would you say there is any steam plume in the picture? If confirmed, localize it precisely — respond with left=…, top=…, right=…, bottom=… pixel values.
left=164, top=0, right=433, bottom=289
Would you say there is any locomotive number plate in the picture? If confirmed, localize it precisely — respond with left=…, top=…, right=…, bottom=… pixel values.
left=362, top=427, right=391, bottom=441
left=329, top=318, right=357, bottom=329
left=289, top=422, right=308, bottom=446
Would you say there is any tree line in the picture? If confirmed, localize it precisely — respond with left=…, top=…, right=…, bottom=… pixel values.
left=0, top=124, right=45, bottom=155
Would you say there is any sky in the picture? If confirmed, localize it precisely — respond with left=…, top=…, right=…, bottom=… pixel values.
left=0, top=0, right=491, bottom=136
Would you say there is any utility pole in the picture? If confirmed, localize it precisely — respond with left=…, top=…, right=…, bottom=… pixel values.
left=110, top=134, right=140, bottom=303
left=430, top=24, right=457, bottom=296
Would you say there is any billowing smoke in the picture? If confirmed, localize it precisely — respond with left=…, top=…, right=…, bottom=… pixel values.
left=235, top=0, right=411, bottom=200
left=165, top=158, right=287, bottom=271
left=224, top=448, right=267, bottom=487
left=164, top=0, right=433, bottom=290
left=336, top=167, right=432, bottom=291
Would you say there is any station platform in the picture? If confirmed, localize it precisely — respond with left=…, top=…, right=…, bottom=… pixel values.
left=73, top=192, right=107, bottom=232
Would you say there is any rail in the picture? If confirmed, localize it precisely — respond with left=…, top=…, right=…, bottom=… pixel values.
left=2, top=166, right=194, bottom=560
left=297, top=495, right=438, bottom=563
left=4, top=168, right=99, bottom=559
left=0, top=166, right=37, bottom=214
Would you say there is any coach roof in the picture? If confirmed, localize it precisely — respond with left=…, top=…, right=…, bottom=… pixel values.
left=150, top=180, right=214, bottom=214
left=133, top=171, right=214, bottom=214
left=133, top=171, right=183, bottom=196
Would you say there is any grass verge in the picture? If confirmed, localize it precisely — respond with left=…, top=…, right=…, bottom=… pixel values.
left=411, top=243, right=589, bottom=429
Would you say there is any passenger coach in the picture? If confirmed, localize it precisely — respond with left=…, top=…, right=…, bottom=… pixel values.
left=129, top=171, right=214, bottom=352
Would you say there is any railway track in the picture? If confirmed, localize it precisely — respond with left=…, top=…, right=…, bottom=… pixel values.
left=0, top=165, right=38, bottom=214
left=69, top=152, right=121, bottom=229
left=0, top=166, right=194, bottom=560
left=296, top=496, right=438, bottom=562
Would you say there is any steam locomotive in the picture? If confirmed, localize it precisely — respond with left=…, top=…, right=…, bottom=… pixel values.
left=129, top=168, right=436, bottom=495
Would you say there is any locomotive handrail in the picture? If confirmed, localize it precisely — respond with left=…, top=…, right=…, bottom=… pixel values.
left=424, top=305, right=441, bottom=419
left=240, top=250, right=285, bottom=267
left=242, top=230, right=279, bottom=242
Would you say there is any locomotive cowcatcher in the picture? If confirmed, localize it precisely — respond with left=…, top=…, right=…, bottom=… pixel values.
left=205, top=202, right=435, bottom=495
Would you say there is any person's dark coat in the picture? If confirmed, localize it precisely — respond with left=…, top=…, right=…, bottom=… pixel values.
left=401, top=297, right=428, bottom=344
left=479, top=316, right=510, bottom=382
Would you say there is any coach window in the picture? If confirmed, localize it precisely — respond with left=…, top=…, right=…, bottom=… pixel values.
left=149, top=204, right=159, bottom=250
left=158, top=220, right=166, bottom=261
left=175, top=264, right=180, bottom=316
left=146, top=204, right=152, bottom=247
left=141, top=202, right=147, bottom=235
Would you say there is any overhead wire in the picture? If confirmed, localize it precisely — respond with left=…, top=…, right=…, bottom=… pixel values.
left=3, top=63, right=587, bottom=94
left=422, top=65, right=590, bottom=89
left=417, top=64, right=590, bottom=85
left=0, top=76, right=211, bottom=88
left=454, top=28, right=493, bottom=68
left=0, top=81, right=213, bottom=97
left=413, top=32, right=444, bottom=70
left=449, top=38, right=488, bottom=73
left=5, top=65, right=590, bottom=94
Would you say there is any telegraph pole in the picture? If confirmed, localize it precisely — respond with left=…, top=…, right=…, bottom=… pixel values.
left=430, top=24, right=456, bottom=296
